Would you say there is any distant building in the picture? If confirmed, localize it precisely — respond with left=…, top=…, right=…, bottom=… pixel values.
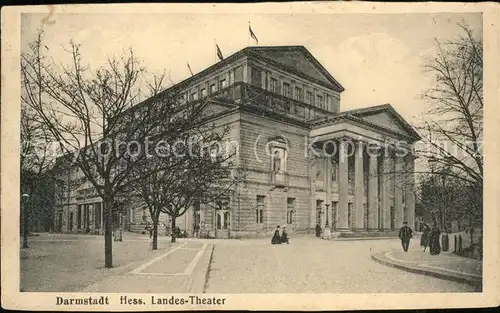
left=53, top=46, right=420, bottom=238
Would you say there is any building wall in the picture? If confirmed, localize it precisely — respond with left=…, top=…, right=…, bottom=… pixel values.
left=247, top=60, right=340, bottom=115
left=229, top=111, right=311, bottom=237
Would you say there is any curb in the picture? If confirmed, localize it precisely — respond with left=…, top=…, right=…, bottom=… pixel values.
left=333, top=236, right=399, bottom=241
left=371, top=252, right=482, bottom=291
left=184, top=244, right=214, bottom=293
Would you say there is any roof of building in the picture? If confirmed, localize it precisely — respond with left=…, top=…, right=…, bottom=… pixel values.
left=164, top=45, right=344, bottom=94
left=245, top=46, right=344, bottom=92
left=310, top=103, right=421, bottom=141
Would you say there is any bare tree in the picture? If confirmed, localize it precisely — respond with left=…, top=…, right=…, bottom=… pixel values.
left=417, top=23, right=483, bottom=230
left=21, top=30, right=209, bottom=267
left=128, top=121, right=243, bottom=245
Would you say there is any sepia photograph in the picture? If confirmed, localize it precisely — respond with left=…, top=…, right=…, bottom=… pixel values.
left=2, top=2, right=499, bottom=311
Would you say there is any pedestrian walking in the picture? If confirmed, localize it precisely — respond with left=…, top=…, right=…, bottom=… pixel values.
left=429, top=224, right=442, bottom=255
left=281, top=226, right=289, bottom=244
left=420, top=223, right=430, bottom=252
left=315, top=224, right=321, bottom=238
left=398, top=221, right=413, bottom=252
left=271, top=225, right=281, bottom=244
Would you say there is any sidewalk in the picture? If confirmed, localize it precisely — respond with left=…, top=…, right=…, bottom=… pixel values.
left=372, top=248, right=482, bottom=290
left=81, top=241, right=214, bottom=293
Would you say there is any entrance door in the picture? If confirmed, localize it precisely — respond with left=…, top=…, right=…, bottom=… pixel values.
left=58, top=211, right=63, bottom=232
left=69, top=212, right=73, bottom=231
left=215, top=199, right=230, bottom=238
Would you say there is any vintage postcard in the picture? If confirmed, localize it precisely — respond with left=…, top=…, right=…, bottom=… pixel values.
left=1, top=2, right=499, bottom=311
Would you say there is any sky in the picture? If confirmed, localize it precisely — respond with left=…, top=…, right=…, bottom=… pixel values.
left=21, top=12, right=482, bottom=127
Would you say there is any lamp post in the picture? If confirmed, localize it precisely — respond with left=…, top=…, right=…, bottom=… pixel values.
left=325, top=203, right=330, bottom=228
left=21, top=193, right=30, bottom=249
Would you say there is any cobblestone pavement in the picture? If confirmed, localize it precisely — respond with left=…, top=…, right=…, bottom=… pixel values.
left=205, top=236, right=477, bottom=293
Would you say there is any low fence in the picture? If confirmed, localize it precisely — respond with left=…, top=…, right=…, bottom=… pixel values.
left=442, top=230, right=482, bottom=260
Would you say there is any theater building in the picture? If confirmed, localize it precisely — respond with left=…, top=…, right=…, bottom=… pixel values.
left=53, top=46, right=420, bottom=238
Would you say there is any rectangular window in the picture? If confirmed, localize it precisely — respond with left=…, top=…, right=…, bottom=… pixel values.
left=191, top=91, right=198, bottom=101
left=282, top=82, right=291, bottom=98
left=270, top=78, right=278, bottom=93
left=229, top=71, right=235, bottom=85
left=287, top=198, right=296, bottom=225
left=234, top=66, right=243, bottom=82
left=220, top=78, right=227, bottom=89
left=201, top=88, right=207, bottom=98
left=251, top=67, right=262, bottom=87
left=306, top=91, right=313, bottom=105
left=327, top=95, right=333, bottom=111
left=294, top=87, right=302, bottom=101
left=256, top=195, right=265, bottom=224
left=316, top=95, right=324, bottom=108
left=210, top=84, right=216, bottom=94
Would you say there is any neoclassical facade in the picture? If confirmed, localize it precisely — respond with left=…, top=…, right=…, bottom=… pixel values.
left=53, top=46, right=419, bottom=238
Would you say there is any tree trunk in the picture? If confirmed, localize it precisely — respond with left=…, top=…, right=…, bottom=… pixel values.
left=152, top=220, right=158, bottom=250
left=22, top=200, right=29, bottom=248
left=171, top=216, right=176, bottom=243
left=104, top=197, right=113, bottom=268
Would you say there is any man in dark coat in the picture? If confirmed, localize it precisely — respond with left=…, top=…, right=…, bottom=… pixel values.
left=315, top=224, right=321, bottom=238
left=398, top=221, right=413, bottom=252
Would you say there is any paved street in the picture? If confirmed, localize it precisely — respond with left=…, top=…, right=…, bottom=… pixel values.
left=205, top=236, right=476, bottom=293
left=21, top=233, right=476, bottom=293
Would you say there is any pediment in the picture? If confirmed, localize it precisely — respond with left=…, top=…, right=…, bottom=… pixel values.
left=248, top=46, right=344, bottom=92
left=345, top=104, right=420, bottom=140
left=358, top=111, right=410, bottom=135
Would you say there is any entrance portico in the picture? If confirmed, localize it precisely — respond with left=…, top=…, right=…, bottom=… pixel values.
left=309, top=107, right=419, bottom=235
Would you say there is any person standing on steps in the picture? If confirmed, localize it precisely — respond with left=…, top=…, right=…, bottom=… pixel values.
left=398, top=221, right=413, bottom=252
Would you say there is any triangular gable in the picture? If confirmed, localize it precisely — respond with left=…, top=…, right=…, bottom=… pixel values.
left=346, top=104, right=420, bottom=140
left=357, top=111, right=410, bottom=135
left=248, top=46, right=344, bottom=92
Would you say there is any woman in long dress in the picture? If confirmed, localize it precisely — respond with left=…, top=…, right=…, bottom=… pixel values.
left=271, top=225, right=282, bottom=244
left=429, top=225, right=441, bottom=255
left=420, top=224, right=430, bottom=252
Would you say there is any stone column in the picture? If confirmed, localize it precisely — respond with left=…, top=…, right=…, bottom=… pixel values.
left=394, top=156, right=405, bottom=228
left=381, top=151, right=392, bottom=230
left=354, top=142, right=365, bottom=231
left=367, top=153, right=379, bottom=230
left=405, top=155, right=416, bottom=229
left=337, top=139, right=349, bottom=231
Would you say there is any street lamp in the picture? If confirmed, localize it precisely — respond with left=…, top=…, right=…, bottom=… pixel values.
left=325, top=203, right=330, bottom=228
left=21, top=193, right=30, bottom=249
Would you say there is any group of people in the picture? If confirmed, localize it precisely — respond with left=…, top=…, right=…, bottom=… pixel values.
left=420, top=223, right=442, bottom=255
left=271, top=225, right=289, bottom=244
left=398, top=221, right=442, bottom=255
